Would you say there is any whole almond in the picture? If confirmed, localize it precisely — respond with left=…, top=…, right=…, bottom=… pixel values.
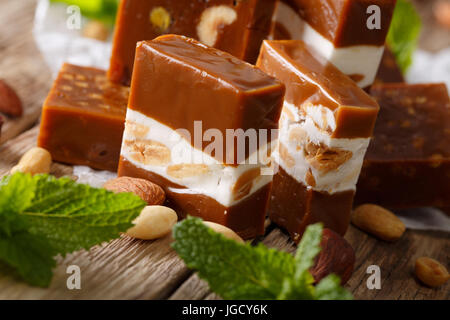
left=203, top=221, right=244, bottom=243
left=352, top=204, right=405, bottom=242
left=415, top=257, right=449, bottom=288
left=127, top=205, right=177, bottom=240
left=103, top=176, right=165, bottom=205
left=10, top=147, right=52, bottom=175
left=0, top=80, right=23, bottom=117
left=310, top=228, right=355, bottom=285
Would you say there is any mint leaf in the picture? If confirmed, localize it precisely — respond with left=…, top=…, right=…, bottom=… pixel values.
left=277, top=223, right=322, bottom=299
left=0, top=173, right=146, bottom=287
left=172, top=217, right=352, bottom=300
left=386, top=0, right=422, bottom=73
left=315, top=274, right=353, bottom=300
left=0, top=233, right=56, bottom=287
left=172, top=217, right=294, bottom=299
left=0, top=174, right=35, bottom=236
left=23, top=175, right=145, bottom=255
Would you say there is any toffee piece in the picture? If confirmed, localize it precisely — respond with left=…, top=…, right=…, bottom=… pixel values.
left=256, top=40, right=379, bottom=242
left=109, top=0, right=277, bottom=85
left=118, top=35, right=285, bottom=239
left=38, top=63, right=129, bottom=172
left=270, top=0, right=397, bottom=88
left=356, top=83, right=450, bottom=208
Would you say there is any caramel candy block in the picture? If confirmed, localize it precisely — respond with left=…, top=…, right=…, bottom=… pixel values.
left=271, top=0, right=396, bottom=88
left=118, top=35, right=285, bottom=239
left=356, top=83, right=450, bottom=208
left=109, top=0, right=278, bottom=85
left=256, top=40, right=379, bottom=242
left=373, top=48, right=404, bottom=85
left=38, top=63, right=129, bottom=172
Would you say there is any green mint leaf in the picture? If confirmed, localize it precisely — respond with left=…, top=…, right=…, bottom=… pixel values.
left=0, top=173, right=36, bottom=235
left=315, top=274, right=353, bottom=300
left=173, top=217, right=352, bottom=300
left=386, top=0, right=422, bottom=73
left=172, top=217, right=295, bottom=300
left=22, top=175, right=145, bottom=256
left=0, top=173, right=146, bottom=287
left=277, top=223, right=323, bottom=299
left=0, top=233, right=56, bottom=287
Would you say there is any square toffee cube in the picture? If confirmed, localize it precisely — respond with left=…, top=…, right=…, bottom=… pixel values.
left=356, top=83, right=450, bottom=208
left=118, top=35, right=285, bottom=239
left=38, top=63, right=129, bottom=172
left=257, top=40, right=379, bottom=242
left=109, top=0, right=278, bottom=85
left=271, top=0, right=397, bottom=88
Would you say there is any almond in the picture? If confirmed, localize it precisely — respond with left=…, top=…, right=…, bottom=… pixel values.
left=310, top=228, right=355, bottom=285
left=352, top=204, right=405, bottom=242
left=0, top=79, right=23, bottom=117
left=127, top=206, right=177, bottom=240
left=203, top=221, right=244, bottom=243
left=104, top=176, right=166, bottom=206
left=415, top=257, right=449, bottom=288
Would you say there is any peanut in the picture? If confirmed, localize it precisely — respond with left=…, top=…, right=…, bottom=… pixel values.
left=126, top=206, right=178, bottom=240
left=352, top=204, right=405, bottom=242
left=415, top=257, right=449, bottom=288
left=203, top=221, right=244, bottom=243
left=11, top=147, right=52, bottom=175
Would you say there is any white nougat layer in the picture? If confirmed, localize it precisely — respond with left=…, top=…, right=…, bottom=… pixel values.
left=276, top=101, right=370, bottom=194
left=121, top=109, right=273, bottom=207
left=272, top=1, right=384, bottom=88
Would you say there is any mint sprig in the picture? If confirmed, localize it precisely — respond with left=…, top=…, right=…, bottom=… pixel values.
left=172, top=217, right=352, bottom=300
left=386, top=0, right=422, bottom=73
left=0, top=173, right=146, bottom=287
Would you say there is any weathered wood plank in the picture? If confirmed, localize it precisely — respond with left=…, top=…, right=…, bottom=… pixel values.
left=0, top=0, right=52, bottom=144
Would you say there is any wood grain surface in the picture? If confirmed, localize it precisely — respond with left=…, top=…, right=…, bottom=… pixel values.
left=0, top=0, right=448, bottom=300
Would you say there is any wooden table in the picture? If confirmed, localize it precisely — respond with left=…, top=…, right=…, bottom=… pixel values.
left=0, top=0, right=448, bottom=300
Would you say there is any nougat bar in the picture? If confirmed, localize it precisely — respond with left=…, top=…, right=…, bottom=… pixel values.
left=356, top=83, right=450, bottom=208
left=118, top=35, right=285, bottom=239
left=256, top=40, right=379, bottom=242
left=109, top=0, right=277, bottom=85
left=38, top=63, right=129, bottom=171
left=271, top=0, right=397, bottom=88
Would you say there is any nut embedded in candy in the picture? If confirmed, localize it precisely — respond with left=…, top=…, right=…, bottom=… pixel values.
left=150, top=7, right=171, bottom=33
left=197, top=6, right=237, bottom=47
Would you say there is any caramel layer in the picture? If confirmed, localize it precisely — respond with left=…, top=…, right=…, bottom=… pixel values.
left=129, top=35, right=285, bottom=164
left=356, top=83, right=450, bottom=208
left=257, top=40, right=379, bottom=139
left=283, top=0, right=396, bottom=47
left=119, top=157, right=268, bottom=239
left=108, top=0, right=277, bottom=85
left=38, top=64, right=129, bottom=171
left=269, top=165, right=354, bottom=243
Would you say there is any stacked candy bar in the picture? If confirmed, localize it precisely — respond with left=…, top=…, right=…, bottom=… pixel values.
left=109, top=0, right=278, bottom=85
left=118, top=35, right=285, bottom=239
left=257, top=40, right=379, bottom=242
left=38, top=63, right=129, bottom=171
left=356, top=83, right=450, bottom=209
left=271, top=0, right=397, bottom=88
